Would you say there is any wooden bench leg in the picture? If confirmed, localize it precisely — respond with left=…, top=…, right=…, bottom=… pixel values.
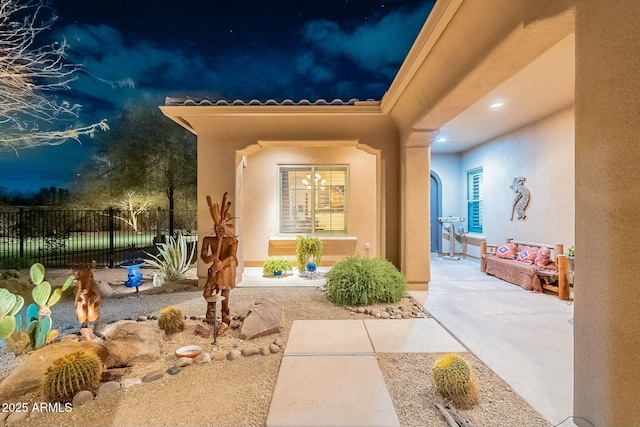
left=557, top=255, right=570, bottom=301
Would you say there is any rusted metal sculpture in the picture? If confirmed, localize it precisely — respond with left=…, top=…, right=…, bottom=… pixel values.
left=201, top=192, right=238, bottom=337
left=75, top=264, right=102, bottom=329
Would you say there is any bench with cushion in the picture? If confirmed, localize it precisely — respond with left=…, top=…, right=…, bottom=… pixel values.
left=480, top=238, right=570, bottom=300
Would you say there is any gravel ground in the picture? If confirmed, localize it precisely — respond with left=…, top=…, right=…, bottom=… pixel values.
left=0, top=267, right=551, bottom=427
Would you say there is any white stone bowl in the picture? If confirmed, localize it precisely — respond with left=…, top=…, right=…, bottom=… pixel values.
left=175, top=345, right=203, bottom=358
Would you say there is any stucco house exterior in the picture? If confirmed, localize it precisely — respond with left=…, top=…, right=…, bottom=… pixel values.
left=161, top=0, right=640, bottom=425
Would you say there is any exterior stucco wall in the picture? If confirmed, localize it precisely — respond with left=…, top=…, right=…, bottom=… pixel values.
left=241, top=145, right=378, bottom=264
left=166, top=112, right=400, bottom=284
left=574, top=1, right=640, bottom=425
left=430, top=106, right=575, bottom=259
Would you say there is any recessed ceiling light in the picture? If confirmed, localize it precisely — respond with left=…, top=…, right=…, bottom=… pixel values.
left=436, top=137, right=447, bottom=143
left=490, top=102, right=504, bottom=108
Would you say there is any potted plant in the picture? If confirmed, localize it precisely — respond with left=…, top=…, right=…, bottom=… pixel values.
left=262, top=256, right=293, bottom=277
left=296, top=235, right=323, bottom=275
left=566, top=245, right=575, bottom=271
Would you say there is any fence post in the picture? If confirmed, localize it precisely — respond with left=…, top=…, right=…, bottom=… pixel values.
left=108, top=207, right=115, bottom=268
left=156, top=207, right=161, bottom=243
left=19, top=207, right=24, bottom=258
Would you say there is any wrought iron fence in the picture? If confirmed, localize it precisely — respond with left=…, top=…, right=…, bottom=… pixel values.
left=0, top=207, right=197, bottom=268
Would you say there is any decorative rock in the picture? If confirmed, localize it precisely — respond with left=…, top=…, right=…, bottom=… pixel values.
left=166, top=366, right=183, bottom=375
left=0, top=341, right=109, bottom=401
left=176, top=357, right=194, bottom=367
left=227, top=349, right=241, bottom=360
left=80, top=327, right=97, bottom=341
left=364, top=308, right=371, bottom=315
left=396, top=314, right=403, bottom=319
left=269, top=343, right=281, bottom=354
left=194, top=323, right=213, bottom=338
left=4, top=331, right=30, bottom=355
left=195, top=352, right=212, bottom=364
left=259, top=346, right=270, bottom=356
left=120, top=378, right=142, bottom=389
left=102, top=367, right=129, bottom=382
left=356, top=307, right=365, bottom=313
left=136, top=315, right=148, bottom=322
left=72, top=390, right=94, bottom=407
left=141, top=370, right=164, bottom=383
left=241, top=346, right=259, bottom=357
left=230, top=320, right=242, bottom=330
left=6, top=410, right=29, bottom=423
left=103, top=320, right=164, bottom=368
left=212, top=351, right=229, bottom=361
left=376, top=313, right=381, bottom=318
left=345, top=306, right=352, bottom=311
left=380, top=311, right=391, bottom=319
left=96, top=280, right=114, bottom=298
left=96, top=381, right=121, bottom=396
left=274, top=337, right=285, bottom=348
left=60, top=334, right=81, bottom=343
left=370, top=309, right=380, bottom=317
left=239, top=298, right=285, bottom=340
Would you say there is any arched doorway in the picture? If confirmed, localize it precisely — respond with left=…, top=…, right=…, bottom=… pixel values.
left=430, top=171, right=442, bottom=253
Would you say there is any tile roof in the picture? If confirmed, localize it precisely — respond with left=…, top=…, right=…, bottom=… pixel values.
left=164, top=97, right=379, bottom=107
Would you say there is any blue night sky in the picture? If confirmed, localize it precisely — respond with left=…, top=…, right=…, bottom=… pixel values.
left=0, top=0, right=434, bottom=193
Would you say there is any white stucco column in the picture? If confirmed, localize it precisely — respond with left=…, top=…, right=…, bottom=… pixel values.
left=401, top=130, right=437, bottom=290
left=574, top=2, right=640, bottom=426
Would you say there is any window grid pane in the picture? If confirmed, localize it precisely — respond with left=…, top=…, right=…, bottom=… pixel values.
left=279, top=165, right=347, bottom=234
left=467, top=168, right=483, bottom=233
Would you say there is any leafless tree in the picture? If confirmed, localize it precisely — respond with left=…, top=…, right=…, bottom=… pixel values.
left=0, top=0, right=108, bottom=153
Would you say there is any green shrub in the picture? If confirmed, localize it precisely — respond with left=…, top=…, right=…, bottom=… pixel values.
left=0, top=257, right=34, bottom=269
left=325, top=256, right=407, bottom=306
left=262, top=256, right=293, bottom=277
left=296, top=235, right=322, bottom=274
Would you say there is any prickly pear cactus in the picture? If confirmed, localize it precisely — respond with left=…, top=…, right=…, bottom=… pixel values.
left=27, top=263, right=73, bottom=349
left=431, top=353, right=479, bottom=408
left=41, top=351, right=103, bottom=403
left=0, top=288, right=24, bottom=340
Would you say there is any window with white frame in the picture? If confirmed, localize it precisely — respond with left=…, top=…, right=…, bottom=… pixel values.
left=467, top=167, right=483, bottom=233
left=279, top=165, right=347, bottom=234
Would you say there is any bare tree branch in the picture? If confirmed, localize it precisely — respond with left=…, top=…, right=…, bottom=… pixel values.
left=0, top=0, right=108, bottom=152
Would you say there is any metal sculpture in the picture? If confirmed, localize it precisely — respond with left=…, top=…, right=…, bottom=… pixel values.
left=200, top=192, right=238, bottom=338
left=510, top=177, right=530, bottom=221
left=75, top=264, right=102, bottom=329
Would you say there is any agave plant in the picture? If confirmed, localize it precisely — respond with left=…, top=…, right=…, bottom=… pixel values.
left=144, top=235, right=196, bottom=281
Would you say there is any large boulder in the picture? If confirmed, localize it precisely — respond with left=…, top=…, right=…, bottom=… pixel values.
left=0, top=341, right=109, bottom=401
left=102, top=320, right=164, bottom=368
left=239, top=298, right=284, bottom=340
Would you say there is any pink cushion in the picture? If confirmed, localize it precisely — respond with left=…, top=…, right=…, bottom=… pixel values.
left=535, top=246, right=552, bottom=267
left=496, top=243, right=517, bottom=259
left=517, top=247, right=538, bottom=264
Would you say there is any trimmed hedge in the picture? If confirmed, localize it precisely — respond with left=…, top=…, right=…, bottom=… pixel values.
left=325, top=256, right=407, bottom=306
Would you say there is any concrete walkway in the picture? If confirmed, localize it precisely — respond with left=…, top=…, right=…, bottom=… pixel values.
left=255, top=255, right=574, bottom=427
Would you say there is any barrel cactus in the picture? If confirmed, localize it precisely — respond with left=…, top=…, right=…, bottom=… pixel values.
left=41, top=351, right=103, bottom=403
left=0, top=288, right=24, bottom=340
left=157, top=306, right=185, bottom=334
left=431, top=353, right=479, bottom=408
